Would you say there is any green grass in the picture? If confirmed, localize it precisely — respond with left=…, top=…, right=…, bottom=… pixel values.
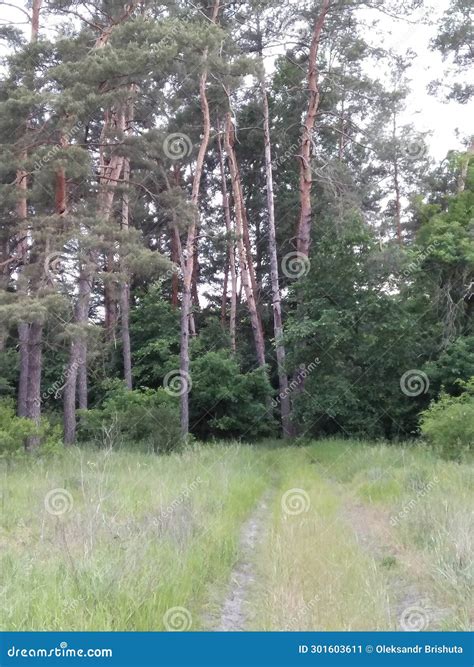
left=1, top=439, right=472, bottom=631
left=0, top=443, right=273, bottom=630
left=245, top=440, right=472, bottom=631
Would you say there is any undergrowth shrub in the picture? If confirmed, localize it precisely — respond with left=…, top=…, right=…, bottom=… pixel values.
left=420, top=378, right=474, bottom=460
left=0, top=398, right=62, bottom=456
left=78, top=380, right=180, bottom=453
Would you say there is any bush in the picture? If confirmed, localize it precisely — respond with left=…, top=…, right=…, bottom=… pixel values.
left=420, top=378, right=474, bottom=460
left=189, top=350, right=275, bottom=440
left=78, top=381, right=181, bottom=453
left=0, top=399, right=62, bottom=456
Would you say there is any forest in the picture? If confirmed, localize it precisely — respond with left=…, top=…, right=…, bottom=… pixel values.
left=0, top=0, right=472, bottom=455
left=0, top=0, right=473, bottom=640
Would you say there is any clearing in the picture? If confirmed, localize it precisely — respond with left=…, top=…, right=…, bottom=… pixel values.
left=0, top=440, right=472, bottom=631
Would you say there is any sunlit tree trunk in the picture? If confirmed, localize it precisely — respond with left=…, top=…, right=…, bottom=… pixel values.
left=217, top=125, right=237, bottom=352
left=296, top=0, right=331, bottom=259
left=259, top=60, right=292, bottom=437
left=179, top=0, right=220, bottom=437
left=224, top=113, right=266, bottom=367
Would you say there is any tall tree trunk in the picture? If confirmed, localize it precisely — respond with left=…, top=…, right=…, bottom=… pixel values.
left=17, top=321, right=29, bottom=417
left=25, top=320, right=42, bottom=450
left=191, top=246, right=200, bottom=311
left=457, top=138, right=474, bottom=193
left=171, top=226, right=180, bottom=307
left=16, top=168, right=29, bottom=418
left=104, top=251, right=118, bottom=339
left=63, top=268, right=91, bottom=444
left=224, top=113, right=266, bottom=367
left=221, top=252, right=229, bottom=325
left=241, top=196, right=261, bottom=324
left=63, top=114, right=125, bottom=443
left=16, top=0, right=43, bottom=419
left=259, top=61, right=292, bottom=437
left=392, top=113, right=402, bottom=245
left=120, top=143, right=133, bottom=389
left=63, top=11, right=137, bottom=443
left=217, top=123, right=236, bottom=353
left=179, top=0, right=220, bottom=437
left=296, top=0, right=331, bottom=258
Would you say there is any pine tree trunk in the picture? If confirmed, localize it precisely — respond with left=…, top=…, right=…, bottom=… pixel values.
left=16, top=0, right=43, bottom=422
left=224, top=113, right=266, bottom=367
left=25, top=320, right=42, bottom=450
left=63, top=14, right=133, bottom=443
left=392, top=113, right=402, bottom=245
left=221, top=253, right=229, bottom=326
left=171, top=227, right=180, bottom=307
left=296, top=0, right=330, bottom=258
left=63, top=267, right=91, bottom=444
left=217, top=125, right=237, bottom=353
left=121, top=150, right=133, bottom=390
left=17, top=321, right=29, bottom=417
left=16, top=151, right=29, bottom=418
left=77, top=350, right=88, bottom=409
left=259, top=64, right=292, bottom=437
left=179, top=0, right=220, bottom=437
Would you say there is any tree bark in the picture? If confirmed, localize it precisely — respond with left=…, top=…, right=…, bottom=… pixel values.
left=296, top=0, right=331, bottom=258
left=25, top=320, right=42, bottom=450
left=217, top=124, right=237, bottom=353
left=120, top=142, right=133, bottom=389
left=16, top=0, right=43, bottom=420
left=221, top=252, right=229, bottom=325
left=179, top=0, right=220, bottom=437
left=17, top=321, right=29, bottom=417
left=259, top=62, right=292, bottom=437
left=224, top=113, right=266, bottom=367
left=392, top=112, right=402, bottom=245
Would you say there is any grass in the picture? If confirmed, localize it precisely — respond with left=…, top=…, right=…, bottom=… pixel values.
left=0, top=443, right=273, bottom=630
left=250, top=439, right=472, bottom=631
left=0, top=439, right=472, bottom=631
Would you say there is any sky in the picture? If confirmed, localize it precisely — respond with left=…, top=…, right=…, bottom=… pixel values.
left=0, top=0, right=471, bottom=162
left=359, top=0, right=472, bottom=160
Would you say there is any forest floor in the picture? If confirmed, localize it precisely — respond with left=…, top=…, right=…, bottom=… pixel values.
left=0, top=440, right=472, bottom=631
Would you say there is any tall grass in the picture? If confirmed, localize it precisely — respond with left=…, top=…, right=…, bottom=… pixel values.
left=1, top=439, right=471, bottom=631
left=0, top=444, right=272, bottom=630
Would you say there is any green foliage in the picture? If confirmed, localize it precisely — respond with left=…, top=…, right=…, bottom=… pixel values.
left=189, top=350, right=275, bottom=441
left=0, top=399, right=32, bottom=454
left=420, top=378, right=474, bottom=460
left=0, top=399, right=62, bottom=456
left=78, top=380, right=180, bottom=454
left=424, top=336, right=474, bottom=395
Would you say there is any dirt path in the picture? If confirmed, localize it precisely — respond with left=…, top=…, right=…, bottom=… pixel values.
left=214, top=495, right=271, bottom=631
left=342, top=497, right=450, bottom=630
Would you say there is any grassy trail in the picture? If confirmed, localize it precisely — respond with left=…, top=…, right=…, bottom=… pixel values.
left=1, top=441, right=472, bottom=631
